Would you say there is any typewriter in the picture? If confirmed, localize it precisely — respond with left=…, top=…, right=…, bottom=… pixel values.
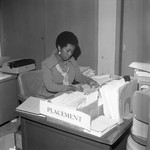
left=0, top=58, right=36, bottom=74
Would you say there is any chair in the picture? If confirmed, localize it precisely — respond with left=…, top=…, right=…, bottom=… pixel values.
left=126, top=88, right=150, bottom=150
left=17, top=69, right=43, bottom=102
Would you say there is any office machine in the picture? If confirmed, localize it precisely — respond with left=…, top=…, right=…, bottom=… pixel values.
left=0, top=58, right=36, bottom=74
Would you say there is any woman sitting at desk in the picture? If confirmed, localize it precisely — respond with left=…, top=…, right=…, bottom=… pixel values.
left=40, top=31, right=99, bottom=98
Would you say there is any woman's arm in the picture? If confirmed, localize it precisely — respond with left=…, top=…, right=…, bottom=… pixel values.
left=42, top=66, right=82, bottom=93
left=74, top=63, right=99, bottom=88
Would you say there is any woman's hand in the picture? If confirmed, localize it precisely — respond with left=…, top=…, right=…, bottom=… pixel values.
left=87, top=77, right=99, bottom=88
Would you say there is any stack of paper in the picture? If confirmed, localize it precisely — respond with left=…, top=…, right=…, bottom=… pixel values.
left=92, top=74, right=121, bottom=86
left=129, top=62, right=150, bottom=72
left=50, top=90, right=99, bottom=119
left=135, top=70, right=150, bottom=83
left=100, top=79, right=126, bottom=122
left=51, top=91, right=99, bottom=108
left=135, top=70, right=150, bottom=77
left=84, top=115, right=118, bottom=137
left=50, top=92, right=86, bottom=110
left=129, top=62, right=150, bottom=83
left=99, top=78, right=137, bottom=122
left=79, top=66, right=96, bottom=77
left=92, top=74, right=111, bottom=86
left=16, top=96, right=45, bottom=117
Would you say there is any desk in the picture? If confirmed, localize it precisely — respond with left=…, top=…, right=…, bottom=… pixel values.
left=17, top=111, right=132, bottom=150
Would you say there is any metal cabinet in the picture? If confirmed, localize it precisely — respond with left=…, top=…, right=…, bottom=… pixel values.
left=0, top=74, right=18, bottom=125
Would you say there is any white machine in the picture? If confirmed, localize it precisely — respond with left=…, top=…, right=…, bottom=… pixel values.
left=0, top=58, right=36, bottom=74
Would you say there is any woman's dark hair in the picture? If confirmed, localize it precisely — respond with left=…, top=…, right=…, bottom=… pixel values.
left=55, top=31, right=79, bottom=49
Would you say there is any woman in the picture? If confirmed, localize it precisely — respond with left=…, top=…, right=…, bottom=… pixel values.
left=40, top=31, right=99, bottom=97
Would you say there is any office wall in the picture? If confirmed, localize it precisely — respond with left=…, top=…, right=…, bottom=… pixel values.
left=0, top=2, right=2, bottom=56
left=1, top=0, right=149, bottom=74
left=121, top=0, right=150, bottom=76
left=143, top=0, right=150, bottom=62
left=0, top=0, right=98, bottom=70
left=0, top=0, right=45, bottom=69
left=44, top=0, right=98, bottom=71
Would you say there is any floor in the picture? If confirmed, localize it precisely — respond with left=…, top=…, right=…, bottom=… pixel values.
left=0, top=117, right=22, bottom=150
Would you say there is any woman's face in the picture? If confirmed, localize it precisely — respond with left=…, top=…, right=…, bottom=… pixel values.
left=58, top=44, right=75, bottom=61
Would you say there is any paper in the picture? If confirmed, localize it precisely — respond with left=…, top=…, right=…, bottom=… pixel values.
left=135, top=70, right=150, bottom=77
left=92, top=74, right=121, bottom=86
left=100, top=79, right=137, bottom=122
left=84, top=115, right=118, bottom=137
left=92, top=74, right=111, bottom=85
left=80, top=84, right=98, bottom=93
left=86, top=90, right=99, bottom=106
left=50, top=92, right=86, bottom=109
left=79, top=66, right=96, bottom=77
left=91, top=116, right=118, bottom=132
left=100, top=79, right=126, bottom=121
left=16, top=96, right=45, bottom=117
left=129, top=62, right=150, bottom=73
left=50, top=90, right=99, bottom=110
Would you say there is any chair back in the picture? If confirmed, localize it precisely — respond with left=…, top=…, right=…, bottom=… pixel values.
left=18, top=70, right=43, bottom=101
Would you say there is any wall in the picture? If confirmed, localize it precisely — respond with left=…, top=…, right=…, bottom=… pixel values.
left=121, top=0, right=150, bottom=76
left=1, top=0, right=150, bottom=74
left=0, top=1, right=3, bottom=56
left=143, top=0, right=150, bottom=62
left=44, top=0, right=98, bottom=71
left=0, top=0, right=45, bottom=69
left=0, top=0, right=98, bottom=71
left=98, top=0, right=122, bottom=75
left=98, top=0, right=150, bottom=76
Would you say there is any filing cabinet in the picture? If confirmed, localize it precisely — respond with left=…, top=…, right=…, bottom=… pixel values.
left=0, top=74, right=18, bottom=125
